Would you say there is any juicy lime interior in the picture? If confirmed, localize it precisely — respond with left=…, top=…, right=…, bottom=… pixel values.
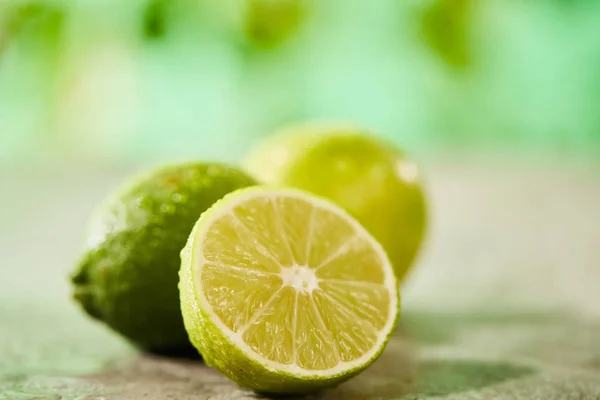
left=196, top=190, right=397, bottom=373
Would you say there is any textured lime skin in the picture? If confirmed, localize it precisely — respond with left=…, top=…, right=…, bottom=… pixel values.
left=244, top=125, right=427, bottom=282
left=71, top=163, right=258, bottom=352
left=179, top=187, right=400, bottom=394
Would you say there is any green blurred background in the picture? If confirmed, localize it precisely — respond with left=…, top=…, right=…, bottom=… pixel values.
left=1, top=0, right=600, bottom=166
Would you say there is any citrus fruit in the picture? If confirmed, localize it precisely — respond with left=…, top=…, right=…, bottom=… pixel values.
left=71, top=162, right=258, bottom=352
left=179, top=186, right=399, bottom=393
left=244, top=123, right=427, bottom=281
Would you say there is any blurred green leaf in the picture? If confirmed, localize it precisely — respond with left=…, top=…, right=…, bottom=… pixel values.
left=421, top=0, right=472, bottom=69
left=242, top=0, right=307, bottom=49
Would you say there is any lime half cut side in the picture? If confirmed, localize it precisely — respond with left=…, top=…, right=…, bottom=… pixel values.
left=179, top=187, right=399, bottom=394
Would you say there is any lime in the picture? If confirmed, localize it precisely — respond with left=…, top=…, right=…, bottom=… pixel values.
left=244, top=123, right=427, bottom=281
left=180, top=187, right=399, bottom=393
left=71, top=163, right=258, bottom=352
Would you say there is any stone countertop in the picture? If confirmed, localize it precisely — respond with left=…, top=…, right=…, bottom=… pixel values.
left=1, top=158, right=599, bottom=399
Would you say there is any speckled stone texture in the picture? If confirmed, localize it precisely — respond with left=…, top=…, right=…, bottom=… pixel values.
left=1, top=157, right=599, bottom=399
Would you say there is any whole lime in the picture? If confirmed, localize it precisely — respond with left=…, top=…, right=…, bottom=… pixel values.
left=244, top=123, right=427, bottom=281
left=71, top=162, right=258, bottom=352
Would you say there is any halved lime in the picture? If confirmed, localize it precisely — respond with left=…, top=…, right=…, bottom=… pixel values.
left=179, top=187, right=399, bottom=393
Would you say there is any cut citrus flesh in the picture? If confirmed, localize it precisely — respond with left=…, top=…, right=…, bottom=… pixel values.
left=180, top=186, right=399, bottom=392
